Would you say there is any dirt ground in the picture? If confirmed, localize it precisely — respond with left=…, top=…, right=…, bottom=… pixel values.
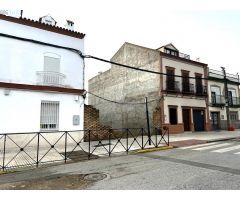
left=0, top=173, right=106, bottom=190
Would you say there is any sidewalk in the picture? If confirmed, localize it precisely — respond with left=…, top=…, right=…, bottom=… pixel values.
left=170, top=130, right=240, bottom=142
left=168, top=130, right=240, bottom=147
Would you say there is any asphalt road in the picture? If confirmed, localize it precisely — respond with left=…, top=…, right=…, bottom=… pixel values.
left=1, top=139, right=240, bottom=189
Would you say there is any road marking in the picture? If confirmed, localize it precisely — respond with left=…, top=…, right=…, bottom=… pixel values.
left=179, top=142, right=219, bottom=149
left=193, top=143, right=231, bottom=151
left=212, top=145, right=240, bottom=153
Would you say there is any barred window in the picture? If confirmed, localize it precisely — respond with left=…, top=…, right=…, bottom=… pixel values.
left=230, top=112, right=238, bottom=121
left=40, top=101, right=59, bottom=131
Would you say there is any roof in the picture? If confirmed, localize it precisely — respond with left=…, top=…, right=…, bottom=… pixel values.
left=0, top=14, right=85, bottom=39
left=157, top=43, right=179, bottom=51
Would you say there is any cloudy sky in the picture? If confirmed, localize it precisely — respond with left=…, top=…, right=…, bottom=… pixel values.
left=2, top=0, right=240, bottom=79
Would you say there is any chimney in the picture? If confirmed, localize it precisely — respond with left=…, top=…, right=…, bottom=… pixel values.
left=65, top=20, right=74, bottom=31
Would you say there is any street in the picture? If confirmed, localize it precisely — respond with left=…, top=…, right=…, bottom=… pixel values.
left=1, top=138, right=240, bottom=189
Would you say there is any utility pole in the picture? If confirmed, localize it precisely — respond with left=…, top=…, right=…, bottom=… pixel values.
left=221, top=67, right=230, bottom=130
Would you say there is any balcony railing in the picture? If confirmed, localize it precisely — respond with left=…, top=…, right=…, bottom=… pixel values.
left=211, top=95, right=225, bottom=107
left=209, top=69, right=239, bottom=83
left=166, top=80, right=180, bottom=93
left=195, top=85, right=207, bottom=96
left=229, top=97, right=240, bottom=107
left=179, top=52, right=190, bottom=60
left=36, top=71, right=66, bottom=87
left=182, top=82, right=194, bottom=94
left=165, top=81, right=207, bottom=96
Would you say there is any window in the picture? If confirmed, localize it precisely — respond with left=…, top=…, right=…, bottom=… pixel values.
left=195, top=73, right=203, bottom=94
left=230, top=112, right=238, bottom=121
left=44, top=56, right=60, bottom=72
left=166, top=67, right=175, bottom=90
left=169, top=107, right=178, bottom=125
left=40, top=101, right=59, bottom=131
left=182, top=71, right=190, bottom=92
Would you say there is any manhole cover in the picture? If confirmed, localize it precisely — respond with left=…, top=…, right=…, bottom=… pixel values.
left=84, top=173, right=107, bottom=181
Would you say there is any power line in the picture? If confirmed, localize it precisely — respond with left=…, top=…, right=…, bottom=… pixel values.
left=84, top=55, right=208, bottom=80
left=87, top=91, right=161, bottom=105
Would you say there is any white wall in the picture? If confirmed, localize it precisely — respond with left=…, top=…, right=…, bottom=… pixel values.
left=0, top=89, right=84, bottom=133
left=0, top=19, right=84, bottom=89
left=208, top=80, right=240, bottom=121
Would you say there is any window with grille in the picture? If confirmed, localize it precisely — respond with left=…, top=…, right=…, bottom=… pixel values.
left=230, top=112, right=238, bottom=121
left=40, top=101, right=59, bottom=130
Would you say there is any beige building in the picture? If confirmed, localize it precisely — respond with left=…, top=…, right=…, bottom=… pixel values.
left=89, top=42, right=210, bottom=133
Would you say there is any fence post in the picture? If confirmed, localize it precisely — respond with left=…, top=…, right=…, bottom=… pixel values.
left=167, top=128, right=170, bottom=146
left=108, top=129, right=111, bottom=157
left=88, top=130, right=91, bottom=159
left=64, top=131, right=68, bottom=163
left=145, top=97, right=151, bottom=145
left=126, top=128, right=129, bottom=154
left=36, top=132, right=40, bottom=168
left=155, top=128, right=158, bottom=148
left=141, top=128, right=144, bottom=149
left=2, top=134, right=6, bottom=171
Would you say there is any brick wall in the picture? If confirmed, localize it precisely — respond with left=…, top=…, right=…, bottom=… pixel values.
left=84, top=104, right=112, bottom=141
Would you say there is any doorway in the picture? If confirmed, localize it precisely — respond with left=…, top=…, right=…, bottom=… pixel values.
left=182, top=109, right=191, bottom=131
left=211, top=112, right=220, bottom=130
left=193, top=110, right=205, bottom=131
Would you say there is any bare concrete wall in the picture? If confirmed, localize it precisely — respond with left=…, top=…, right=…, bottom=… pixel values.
left=88, top=43, right=161, bottom=129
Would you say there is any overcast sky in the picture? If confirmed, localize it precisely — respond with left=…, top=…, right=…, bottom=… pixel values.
left=2, top=0, right=240, bottom=80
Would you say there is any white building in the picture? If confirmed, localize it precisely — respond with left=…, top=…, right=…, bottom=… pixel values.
left=0, top=14, right=86, bottom=133
left=208, top=69, right=240, bottom=130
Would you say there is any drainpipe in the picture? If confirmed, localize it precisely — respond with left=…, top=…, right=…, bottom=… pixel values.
left=221, top=67, right=230, bottom=130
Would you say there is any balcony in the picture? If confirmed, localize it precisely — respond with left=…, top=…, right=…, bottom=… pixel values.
left=229, top=97, right=240, bottom=108
left=195, top=85, right=207, bottom=96
left=182, top=82, right=194, bottom=94
left=211, top=95, right=225, bottom=107
left=166, top=80, right=180, bottom=93
left=36, top=71, right=66, bottom=87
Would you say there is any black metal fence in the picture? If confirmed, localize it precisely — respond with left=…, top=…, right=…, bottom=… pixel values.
left=0, top=127, right=169, bottom=171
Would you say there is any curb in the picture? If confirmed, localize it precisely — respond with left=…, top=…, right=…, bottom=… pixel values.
left=131, top=146, right=174, bottom=154
left=0, top=171, right=14, bottom=175
left=207, top=136, right=240, bottom=143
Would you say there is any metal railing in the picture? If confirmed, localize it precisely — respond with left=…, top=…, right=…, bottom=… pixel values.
left=229, top=97, right=240, bottom=107
left=195, top=85, right=207, bottom=96
left=165, top=81, right=207, bottom=96
left=211, top=95, right=225, bottom=106
left=36, top=71, right=66, bottom=87
left=179, top=52, right=190, bottom=59
left=182, top=82, right=194, bottom=94
left=209, top=69, right=239, bottom=83
left=0, top=127, right=169, bottom=171
left=166, top=80, right=180, bottom=92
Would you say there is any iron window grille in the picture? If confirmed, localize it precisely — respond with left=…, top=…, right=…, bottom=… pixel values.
left=40, top=101, right=59, bottom=131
